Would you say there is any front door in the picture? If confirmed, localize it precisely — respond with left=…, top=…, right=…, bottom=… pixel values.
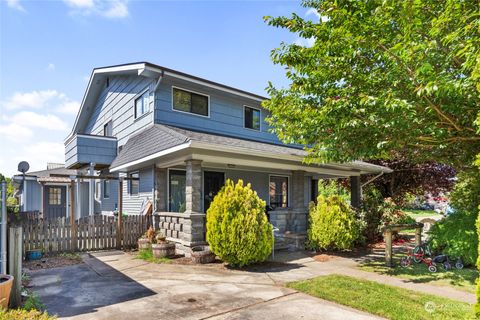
left=44, top=186, right=67, bottom=219
left=204, top=171, right=225, bottom=213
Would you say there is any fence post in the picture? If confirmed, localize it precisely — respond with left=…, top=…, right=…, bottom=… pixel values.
left=1, top=181, right=7, bottom=274
left=117, top=178, right=123, bottom=250
left=70, top=181, right=77, bottom=252
left=8, top=226, right=22, bottom=308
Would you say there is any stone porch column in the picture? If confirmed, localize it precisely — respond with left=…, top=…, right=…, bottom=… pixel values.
left=185, top=160, right=202, bottom=213
left=185, top=159, right=205, bottom=245
left=154, top=168, right=167, bottom=212
left=292, top=170, right=306, bottom=209
left=291, top=170, right=307, bottom=234
left=350, top=176, right=362, bottom=209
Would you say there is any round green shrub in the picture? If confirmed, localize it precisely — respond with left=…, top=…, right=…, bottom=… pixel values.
left=429, top=211, right=478, bottom=266
left=206, top=179, right=273, bottom=267
left=307, top=195, right=364, bottom=251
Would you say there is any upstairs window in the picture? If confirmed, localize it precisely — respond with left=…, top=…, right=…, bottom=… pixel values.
left=135, top=91, right=149, bottom=118
left=172, top=87, right=209, bottom=117
left=103, top=121, right=112, bottom=136
left=244, top=106, right=261, bottom=130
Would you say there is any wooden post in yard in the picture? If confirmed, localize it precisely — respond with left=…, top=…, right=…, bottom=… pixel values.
left=415, top=226, right=422, bottom=247
left=384, top=229, right=393, bottom=267
left=70, top=181, right=77, bottom=252
left=117, top=178, right=123, bottom=250
left=8, top=227, right=22, bottom=308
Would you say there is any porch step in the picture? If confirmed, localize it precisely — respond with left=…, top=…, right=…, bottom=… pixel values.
left=274, top=232, right=306, bottom=251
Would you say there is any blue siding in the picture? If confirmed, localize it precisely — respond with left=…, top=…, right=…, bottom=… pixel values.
left=84, top=75, right=155, bottom=147
left=25, top=180, right=42, bottom=211
left=154, top=77, right=284, bottom=145
left=121, top=166, right=155, bottom=215
left=65, top=135, right=117, bottom=168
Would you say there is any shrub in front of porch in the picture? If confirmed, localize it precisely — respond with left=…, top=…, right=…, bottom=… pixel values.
left=307, top=195, right=364, bottom=251
left=206, top=179, right=273, bottom=267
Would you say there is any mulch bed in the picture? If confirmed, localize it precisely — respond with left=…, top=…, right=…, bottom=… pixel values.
left=23, top=255, right=83, bottom=270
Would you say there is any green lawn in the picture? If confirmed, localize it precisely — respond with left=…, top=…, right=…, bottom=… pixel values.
left=403, top=209, right=441, bottom=218
left=358, top=258, right=478, bottom=293
left=136, top=249, right=171, bottom=264
left=288, top=275, right=475, bottom=320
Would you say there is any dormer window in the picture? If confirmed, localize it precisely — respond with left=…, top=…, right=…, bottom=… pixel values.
left=172, top=87, right=209, bottom=117
left=135, top=90, right=149, bottom=118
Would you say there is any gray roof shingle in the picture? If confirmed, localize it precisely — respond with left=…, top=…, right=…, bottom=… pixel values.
left=110, top=124, right=306, bottom=169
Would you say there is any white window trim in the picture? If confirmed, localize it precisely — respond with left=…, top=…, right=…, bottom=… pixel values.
left=167, top=168, right=187, bottom=212
left=243, top=105, right=261, bottom=131
left=171, top=86, right=210, bottom=118
left=134, top=89, right=150, bottom=119
left=268, top=174, right=290, bottom=208
left=95, top=180, right=101, bottom=200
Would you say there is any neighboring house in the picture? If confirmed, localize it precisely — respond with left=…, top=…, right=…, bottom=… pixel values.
left=19, top=62, right=392, bottom=254
left=12, top=163, right=92, bottom=219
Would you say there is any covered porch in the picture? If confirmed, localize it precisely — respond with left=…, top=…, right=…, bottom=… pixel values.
left=110, top=124, right=392, bottom=254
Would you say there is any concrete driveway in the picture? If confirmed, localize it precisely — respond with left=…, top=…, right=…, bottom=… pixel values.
left=29, top=251, right=382, bottom=320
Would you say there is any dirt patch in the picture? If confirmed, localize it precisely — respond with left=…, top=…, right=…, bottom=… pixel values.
left=23, top=253, right=83, bottom=270
left=312, top=254, right=336, bottom=262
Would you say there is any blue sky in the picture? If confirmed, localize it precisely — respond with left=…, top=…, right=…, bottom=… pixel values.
left=0, top=0, right=315, bottom=176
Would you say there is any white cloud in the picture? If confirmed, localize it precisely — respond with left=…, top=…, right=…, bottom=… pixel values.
left=11, top=142, right=65, bottom=175
left=305, top=7, right=330, bottom=23
left=306, top=8, right=320, bottom=19
left=1, top=90, right=79, bottom=115
left=63, top=0, right=95, bottom=8
left=63, top=0, right=129, bottom=19
left=5, top=111, right=68, bottom=131
left=47, top=63, right=56, bottom=71
left=5, top=0, right=25, bottom=12
left=1, top=90, right=59, bottom=110
left=0, top=123, right=33, bottom=142
left=103, top=1, right=128, bottom=18
left=295, top=37, right=316, bottom=48
left=57, top=100, right=80, bottom=115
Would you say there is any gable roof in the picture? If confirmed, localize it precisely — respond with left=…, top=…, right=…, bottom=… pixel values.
left=66, top=62, right=267, bottom=143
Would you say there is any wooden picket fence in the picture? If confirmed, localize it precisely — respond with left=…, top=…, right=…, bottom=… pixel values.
left=21, top=214, right=151, bottom=255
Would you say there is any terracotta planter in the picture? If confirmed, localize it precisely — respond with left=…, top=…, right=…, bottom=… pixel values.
left=191, top=246, right=215, bottom=264
left=0, top=275, right=13, bottom=309
left=138, top=238, right=151, bottom=250
left=152, top=242, right=176, bottom=258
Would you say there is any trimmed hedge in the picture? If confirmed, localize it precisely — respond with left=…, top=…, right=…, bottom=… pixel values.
left=307, top=195, right=364, bottom=251
left=206, top=179, right=273, bottom=267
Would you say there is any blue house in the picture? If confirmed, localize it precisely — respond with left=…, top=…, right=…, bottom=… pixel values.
left=18, top=62, right=392, bottom=254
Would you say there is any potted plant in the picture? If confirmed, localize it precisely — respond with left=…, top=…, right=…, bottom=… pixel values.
left=191, top=245, right=216, bottom=264
left=0, top=274, right=13, bottom=309
left=152, top=231, right=176, bottom=258
left=138, top=226, right=155, bottom=250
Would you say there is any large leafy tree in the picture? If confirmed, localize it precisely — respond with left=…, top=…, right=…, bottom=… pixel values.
left=264, top=0, right=480, bottom=167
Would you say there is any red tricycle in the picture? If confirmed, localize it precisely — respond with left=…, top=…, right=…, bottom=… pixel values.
left=400, top=248, right=437, bottom=272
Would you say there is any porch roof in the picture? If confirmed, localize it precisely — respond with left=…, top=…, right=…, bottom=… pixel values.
left=110, top=124, right=392, bottom=176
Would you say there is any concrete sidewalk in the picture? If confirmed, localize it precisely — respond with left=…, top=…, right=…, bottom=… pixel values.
left=29, top=251, right=383, bottom=320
